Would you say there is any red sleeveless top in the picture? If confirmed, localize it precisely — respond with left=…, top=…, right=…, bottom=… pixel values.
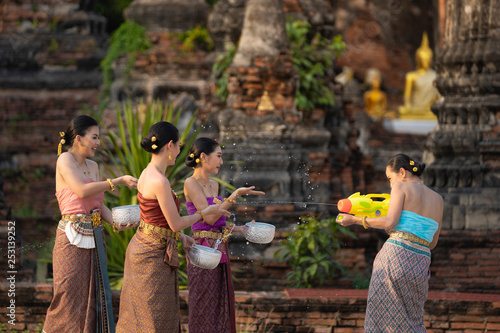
left=137, top=191, right=180, bottom=229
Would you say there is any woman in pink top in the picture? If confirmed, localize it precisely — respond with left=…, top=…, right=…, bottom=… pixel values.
left=43, top=115, right=138, bottom=333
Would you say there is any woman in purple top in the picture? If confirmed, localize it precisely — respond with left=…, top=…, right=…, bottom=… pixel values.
left=184, top=137, right=265, bottom=333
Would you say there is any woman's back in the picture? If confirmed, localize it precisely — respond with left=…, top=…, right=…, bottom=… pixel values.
left=400, top=182, right=443, bottom=224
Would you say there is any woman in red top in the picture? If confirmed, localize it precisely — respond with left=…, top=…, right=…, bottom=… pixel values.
left=116, top=122, right=230, bottom=332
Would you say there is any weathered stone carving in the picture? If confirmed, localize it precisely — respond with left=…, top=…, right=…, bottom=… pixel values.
left=424, top=0, right=500, bottom=229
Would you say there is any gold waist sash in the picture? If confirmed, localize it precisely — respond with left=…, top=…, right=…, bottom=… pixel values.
left=192, top=230, right=224, bottom=241
left=390, top=231, right=429, bottom=247
left=139, top=220, right=179, bottom=240
left=61, top=211, right=102, bottom=226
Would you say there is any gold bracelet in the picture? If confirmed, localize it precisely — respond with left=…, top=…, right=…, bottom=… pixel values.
left=107, top=178, right=115, bottom=191
left=195, top=210, right=205, bottom=223
left=362, top=216, right=368, bottom=229
left=224, top=198, right=236, bottom=204
left=112, top=222, right=119, bottom=233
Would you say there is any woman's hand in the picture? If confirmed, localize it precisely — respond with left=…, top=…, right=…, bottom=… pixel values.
left=233, top=225, right=246, bottom=237
left=202, top=204, right=231, bottom=225
left=118, top=175, right=138, bottom=189
left=233, top=220, right=255, bottom=237
left=336, top=214, right=357, bottom=227
left=236, top=186, right=265, bottom=197
left=180, top=234, right=196, bottom=256
left=114, top=221, right=140, bottom=231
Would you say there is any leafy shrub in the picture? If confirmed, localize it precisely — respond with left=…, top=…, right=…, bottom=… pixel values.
left=275, top=215, right=355, bottom=288
left=100, top=21, right=152, bottom=100
left=212, top=44, right=237, bottom=101
left=286, top=19, right=346, bottom=111
left=177, top=25, right=214, bottom=52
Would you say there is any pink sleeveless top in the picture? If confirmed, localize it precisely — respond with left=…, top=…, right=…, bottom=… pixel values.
left=55, top=179, right=104, bottom=215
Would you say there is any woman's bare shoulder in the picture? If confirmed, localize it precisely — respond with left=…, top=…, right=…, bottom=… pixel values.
left=425, top=186, right=443, bottom=202
left=138, top=167, right=169, bottom=195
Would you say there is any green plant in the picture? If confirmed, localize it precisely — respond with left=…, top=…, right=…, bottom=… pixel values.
left=286, top=19, right=346, bottom=111
left=275, top=215, right=355, bottom=288
left=97, top=100, right=202, bottom=289
left=99, top=21, right=152, bottom=100
left=212, top=44, right=237, bottom=101
left=177, top=25, right=214, bottom=52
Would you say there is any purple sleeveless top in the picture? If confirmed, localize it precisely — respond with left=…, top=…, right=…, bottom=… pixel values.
left=186, top=196, right=227, bottom=231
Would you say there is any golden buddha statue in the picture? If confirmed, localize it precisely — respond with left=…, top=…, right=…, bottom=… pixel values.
left=364, top=69, right=387, bottom=119
left=257, top=91, right=275, bottom=111
left=398, top=32, right=440, bottom=120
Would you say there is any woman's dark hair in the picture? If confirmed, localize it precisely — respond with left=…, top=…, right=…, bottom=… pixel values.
left=387, top=153, right=426, bottom=177
left=185, top=137, right=220, bottom=168
left=140, top=121, right=179, bottom=154
left=61, top=115, right=99, bottom=148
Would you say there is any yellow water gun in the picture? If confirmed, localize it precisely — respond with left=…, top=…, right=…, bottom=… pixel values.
left=337, top=192, right=391, bottom=218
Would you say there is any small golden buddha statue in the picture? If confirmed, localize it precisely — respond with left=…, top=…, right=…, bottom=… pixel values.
left=398, top=32, right=440, bottom=120
left=364, top=69, right=387, bottom=119
left=257, top=91, right=275, bottom=111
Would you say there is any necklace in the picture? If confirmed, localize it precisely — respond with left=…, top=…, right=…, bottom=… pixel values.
left=71, top=152, right=94, bottom=181
left=194, top=176, right=222, bottom=204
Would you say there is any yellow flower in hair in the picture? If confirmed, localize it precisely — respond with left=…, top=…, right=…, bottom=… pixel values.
left=413, top=167, right=418, bottom=172
left=195, top=158, right=200, bottom=163
left=152, top=144, right=158, bottom=150
left=190, top=153, right=195, bottom=158
left=152, top=136, right=157, bottom=142
left=409, top=160, right=415, bottom=166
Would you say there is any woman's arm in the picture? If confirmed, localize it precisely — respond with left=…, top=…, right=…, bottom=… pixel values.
left=184, top=178, right=222, bottom=225
left=158, top=178, right=229, bottom=232
left=218, top=185, right=265, bottom=210
left=57, top=153, right=137, bottom=198
left=100, top=204, right=113, bottom=225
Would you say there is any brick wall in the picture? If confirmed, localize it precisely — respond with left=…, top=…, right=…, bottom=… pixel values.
left=1, top=283, right=500, bottom=332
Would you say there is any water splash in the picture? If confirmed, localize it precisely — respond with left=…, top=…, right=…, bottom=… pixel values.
left=233, top=200, right=339, bottom=207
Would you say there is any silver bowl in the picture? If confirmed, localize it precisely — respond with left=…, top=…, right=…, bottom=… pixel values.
left=245, top=222, right=275, bottom=244
left=112, top=204, right=140, bottom=225
left=189, top=244, right=222, bottom=270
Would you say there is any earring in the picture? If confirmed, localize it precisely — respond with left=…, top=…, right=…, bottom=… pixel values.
left=169, top=152, right=172, bottom=161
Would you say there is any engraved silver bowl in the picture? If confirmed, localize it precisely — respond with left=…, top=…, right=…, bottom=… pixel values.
left=112, top=204, right=140, bottom=225
left=189, top=244, right=222, bottom=270
left=245, top=222, right=276, bottom=244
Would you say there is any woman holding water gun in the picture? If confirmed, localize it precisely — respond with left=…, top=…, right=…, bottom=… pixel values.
left=336, top=153, right=443, bottom=333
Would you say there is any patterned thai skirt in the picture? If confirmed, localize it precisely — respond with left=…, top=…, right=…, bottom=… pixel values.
left=43, top=215, right=114, bottom=333
left=188, top=236, right=236, bottom=333
left=364, top=237, right=431, bottom=333
left=116, top=228, right=180, bottom=333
